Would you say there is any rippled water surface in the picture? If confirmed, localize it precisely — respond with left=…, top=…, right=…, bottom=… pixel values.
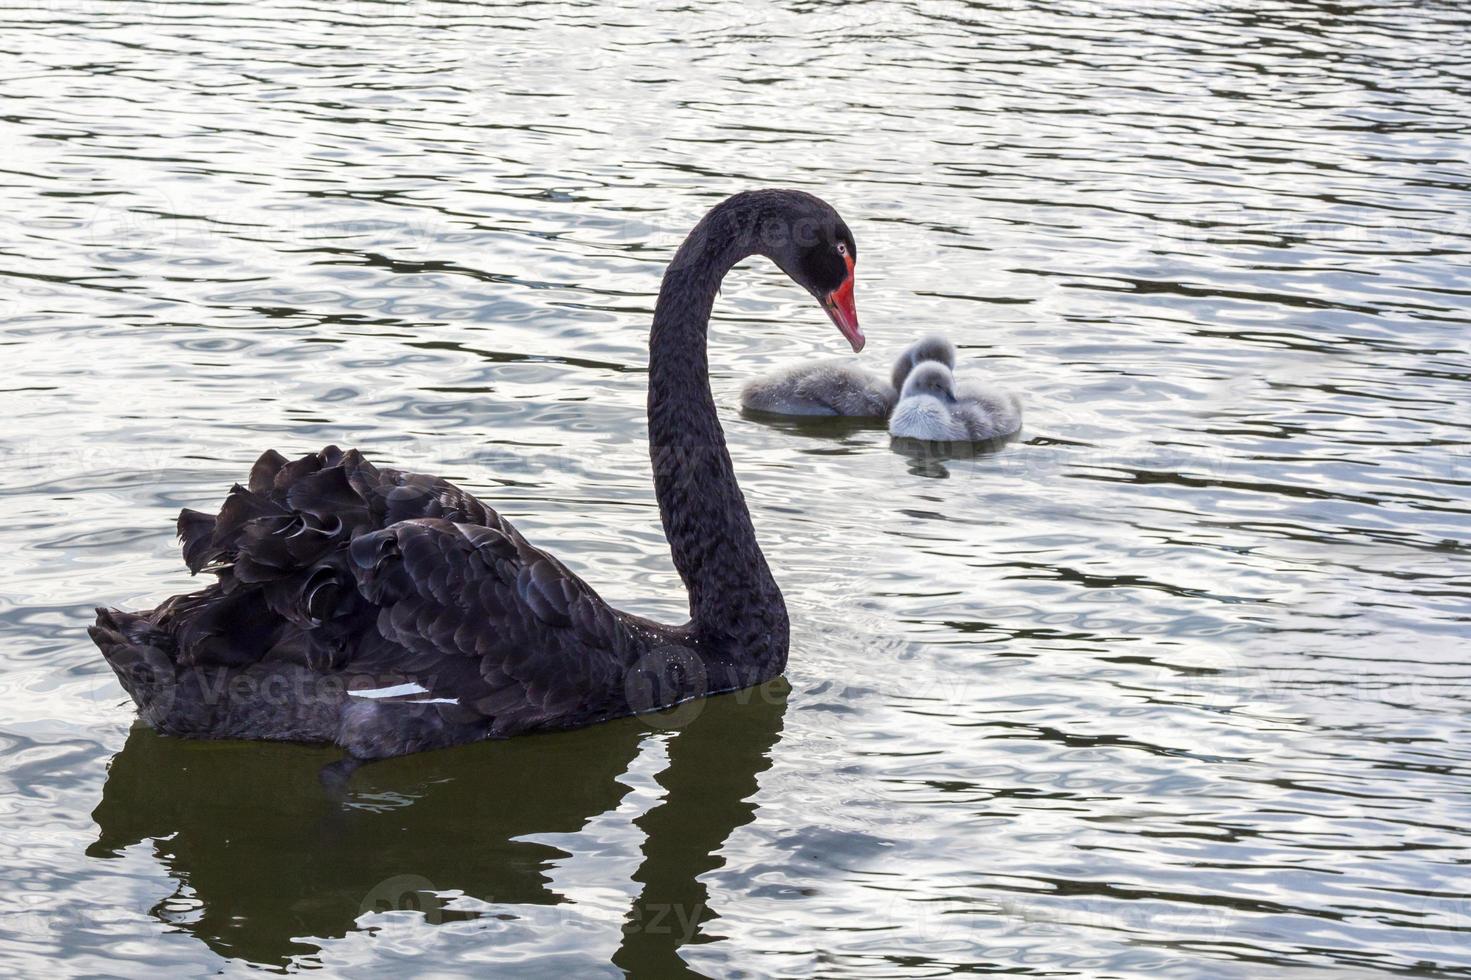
left=3, top=0, right=1470, bottom=975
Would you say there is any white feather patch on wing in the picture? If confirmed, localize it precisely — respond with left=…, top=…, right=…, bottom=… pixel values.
left=349, top=682, right=431, bottom=699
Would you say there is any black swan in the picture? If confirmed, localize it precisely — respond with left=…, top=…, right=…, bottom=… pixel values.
left=89, top=189, right=861, bottom=760
left=888, top=361, right=1022, bottom=442
left=740, top=333, right=955, bottom=418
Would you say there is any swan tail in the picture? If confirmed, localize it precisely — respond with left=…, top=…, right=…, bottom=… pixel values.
left=89, top=607, right=178, bottom=722
left=89, top=593, right=345, bottom=741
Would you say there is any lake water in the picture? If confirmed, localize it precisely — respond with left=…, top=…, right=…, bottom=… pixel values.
left=3, top=0, right=1470, bottom=975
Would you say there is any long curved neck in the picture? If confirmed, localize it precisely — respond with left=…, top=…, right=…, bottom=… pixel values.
left=647, top=201, right=788, bottom=681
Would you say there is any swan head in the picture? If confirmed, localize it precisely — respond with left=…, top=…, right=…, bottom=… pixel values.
left=899, top=361, right=958, bottom=404
left=910, top=334, right=956, bottom=371
left=891, top=333, right=957, bottom=392
left=742, top=190, right=862, bottom=353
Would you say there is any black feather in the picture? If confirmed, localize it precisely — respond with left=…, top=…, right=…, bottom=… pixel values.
left=248, top=449, right=287, bottom=493
left=178, top=509, right=218, bottom=573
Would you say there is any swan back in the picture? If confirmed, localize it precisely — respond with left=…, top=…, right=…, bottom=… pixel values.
left=740, top=359, right=895, bottom=417
left=953, top=381, right=1024, bottom=442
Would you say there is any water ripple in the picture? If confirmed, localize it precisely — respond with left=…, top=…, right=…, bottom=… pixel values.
left=2, top=0, right=1470, bottom=975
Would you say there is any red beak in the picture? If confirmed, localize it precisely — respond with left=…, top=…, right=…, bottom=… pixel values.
left=822, top=255, right=862, bottom=352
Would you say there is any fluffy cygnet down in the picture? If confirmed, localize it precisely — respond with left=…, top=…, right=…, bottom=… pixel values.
left=741, top=334, right=956, bottom=418
left=887, top=361, right=1022, bottom=443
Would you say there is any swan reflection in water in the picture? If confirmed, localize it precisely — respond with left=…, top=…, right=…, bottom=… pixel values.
left=87, top=679, right=788, bottom=973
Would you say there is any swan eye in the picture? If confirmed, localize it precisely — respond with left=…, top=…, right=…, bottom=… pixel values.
left=836, top=242, right=848, bottom=257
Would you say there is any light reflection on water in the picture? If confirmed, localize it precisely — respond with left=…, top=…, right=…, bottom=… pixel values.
left=2, top=0, right=1470, bottom=975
